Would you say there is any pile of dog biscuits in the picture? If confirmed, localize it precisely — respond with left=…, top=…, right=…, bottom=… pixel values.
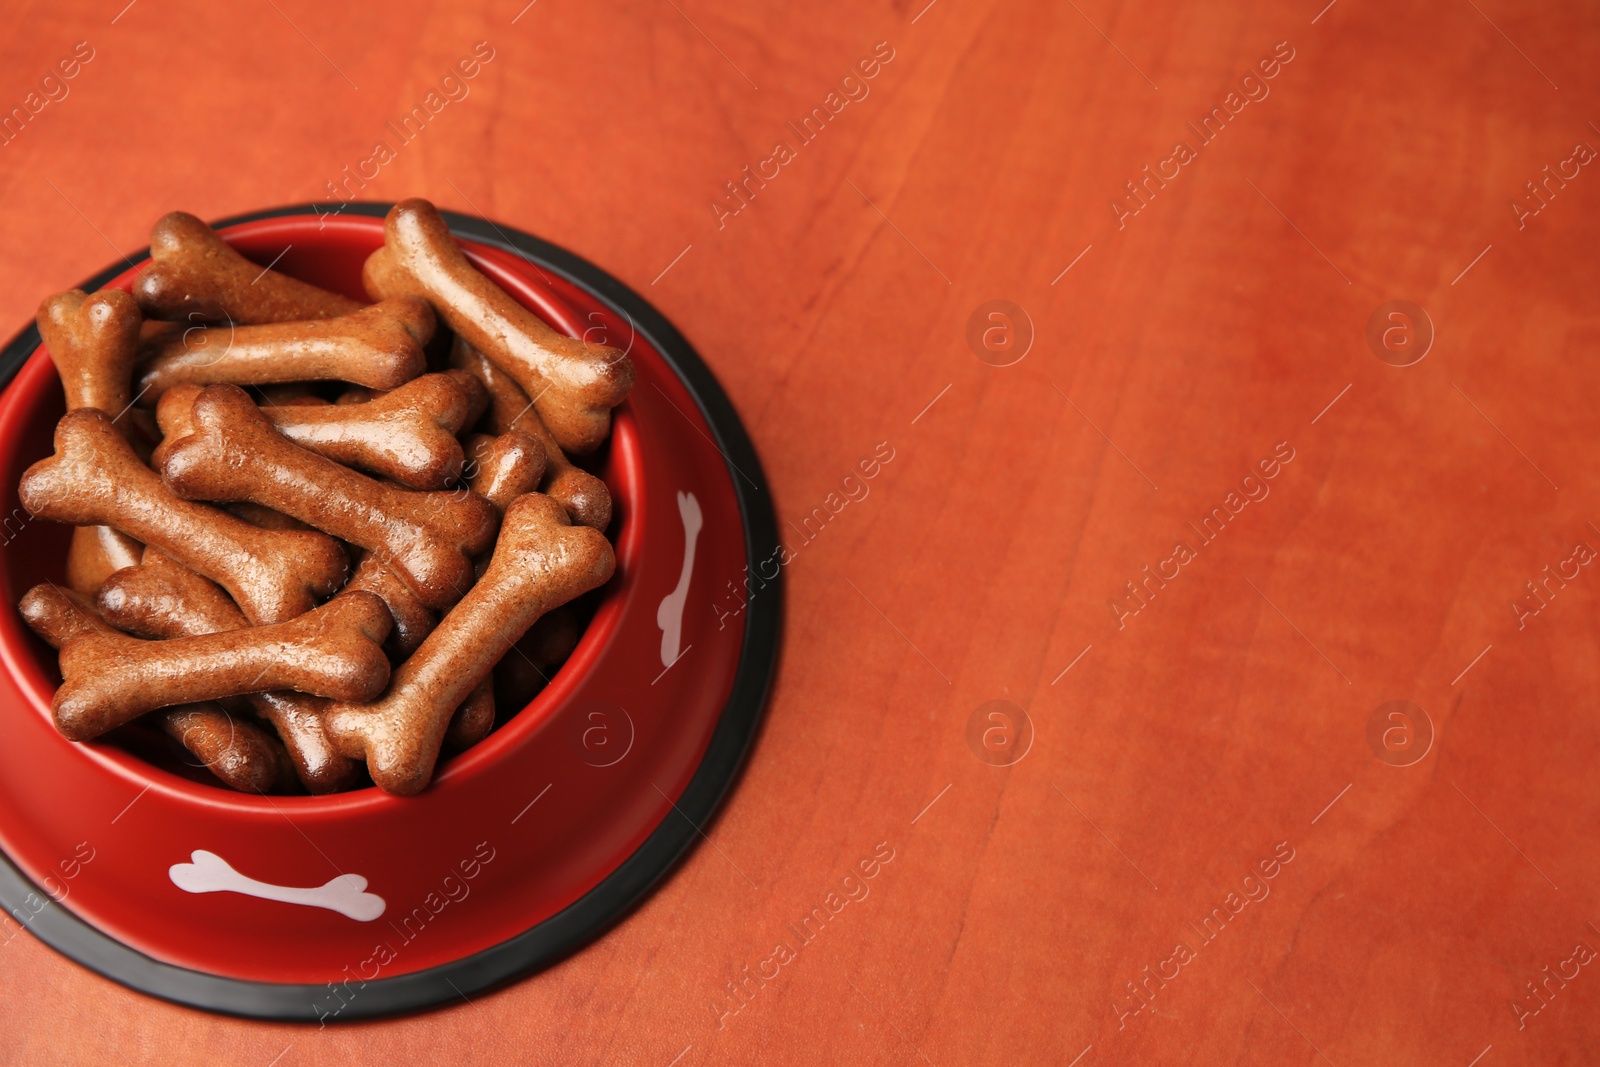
left=16, top=198, right=632, bottom=796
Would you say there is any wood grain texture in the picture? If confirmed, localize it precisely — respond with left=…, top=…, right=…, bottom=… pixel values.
left=2, top=0, right=1599, bottom=1062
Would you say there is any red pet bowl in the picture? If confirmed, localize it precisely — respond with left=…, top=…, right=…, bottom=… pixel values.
left=0, top=204, right=779, bottom=1020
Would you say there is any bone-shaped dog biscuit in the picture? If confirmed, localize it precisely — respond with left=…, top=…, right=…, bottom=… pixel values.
left=20, top=408, right=348, bottom=624
left=65, top=524, right=142, bottom=596
left=97, top=552, right=359, bottom=793
left=134, top=211, right=362, bottom=324
left=246, top=693, right=349, bottom=794
left=135, top=297, right=432, bottom=402
left=39, top=288, right=143, bottom=419
left=159, top=404, right=360, bottom=543
left=444, top=367, right=491, bottom=427
left=265, top=373, right=480, bottom=489
left=98, top=549, right=242, bottom=634
left=364, top=199, right=634, bottom=454
left=462, top=432, right=543, bottom=587
left=265, top=372, right=487, bottom=647
left=19, top=583, right=291, bottom=792
left=158, top=373, right=478, bottom=490
left=54, top=590, right=391, bottom=741
left=157, top=706, right=293, bottom=794
left=465, top=431, right=545, bottom=512
left=18, top=583, right=116, bottom=647
left=160, top=385, right=498, bottom=610
left=153, top=382, right=201, bottom=439
left=451, top=338, right=611, bottom=530
left=326, top=493, right=614, bottom=794
left=39, top=287, right=153, bottom=594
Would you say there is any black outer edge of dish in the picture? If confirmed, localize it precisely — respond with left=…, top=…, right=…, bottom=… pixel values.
left=0, top=202, right=782, bottom=1020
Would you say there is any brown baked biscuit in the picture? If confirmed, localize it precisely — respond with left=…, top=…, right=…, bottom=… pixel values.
left=159, top=384, right=497, bottom=610
left=325, top=493, right=614, bottom=794
left=442, top=368, right=490, bottom=429
left=134, top=211, right=362, bottom=324
left=254, top=382, right=328, bottom=407
left=450, top=338, right=611, bottom=530
left=344, top=553, right=437, bottom=658
left=153, top=382, right=201, bottom=440
left=160, top=374, right=476, bottom=490
left=463, top=431, right=545, bottom=583
left=264, top=372, right=481, bottom=490
left=135, top=297, right=432, bottom=401
left=40, top=287, right=153, bottom=595
left=18, top=584, right=114, bottom=647
left=493, top=604, right=583, bottom=713
left=342, top=551, right=501, bottom=754
left=19, top=583, right=291, bottom=793
left=464, top=431, right=545, bottom=512
left=20, top=408, right=348, bottom=624
left=225, top=501, right=314, bottom=532
left=443, top=678, right=495, bottom=750
left=39, top=288, right=143, bottom=419
left=97, top=549, right=242, bottom=634
left=247, top=694, right=348, bottom=794
left=97, top=552, right=359, bottom=794
left=158, top=705, right=292, bottom=794
left=363, top=199, right=633, bottom=454
left=54, top=589, right=392, bottom=742
left=64, top=525, right=142, bottom=596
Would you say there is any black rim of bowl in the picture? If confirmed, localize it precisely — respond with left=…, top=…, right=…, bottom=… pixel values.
left=0, top=202, right=781, bottom=1021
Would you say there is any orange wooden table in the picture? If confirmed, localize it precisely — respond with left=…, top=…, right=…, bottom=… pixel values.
left=2, top=0, right=1599, bottom=1062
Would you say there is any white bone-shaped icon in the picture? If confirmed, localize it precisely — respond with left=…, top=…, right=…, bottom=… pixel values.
left=168, top=850, right=385, bottom=921
left=656, top=490, right=703, bottom=667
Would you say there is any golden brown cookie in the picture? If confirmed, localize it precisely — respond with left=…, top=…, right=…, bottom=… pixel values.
left=39, top=288, right=143, bottom=420
left=20, top=408, right=348, bottom=624
left=135, top=297, right=432, bottom=400
left=364, top=199, right=633, bottom=454
left=263, top=372, right=481, bottom=489
left=97, top=552, right=359, bottom=794
left=464, top=430, right=545, bottom=512
left=134, top=211, right=362, bottom=324
left=344, top=552, right=437, bottom=658
left=54, top=590, right=392, bottom=742
left=19, top=582, right=291, bottom=793
left=39, top=287, right=153, bottom=594
left=158, top=705, right=292, bottom=794
left=64, top=525, right=141, bottom=596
